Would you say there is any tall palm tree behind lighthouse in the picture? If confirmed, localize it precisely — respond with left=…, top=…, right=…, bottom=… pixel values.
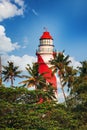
left=0, top=56, right=2, bottom=85
left=36, top=29, right=57, bottom=97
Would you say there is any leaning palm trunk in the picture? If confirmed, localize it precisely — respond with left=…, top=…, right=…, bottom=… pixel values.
left=59, top=76, right=67, bottom=106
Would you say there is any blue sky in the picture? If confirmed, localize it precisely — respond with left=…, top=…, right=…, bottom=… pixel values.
left=0, top=0, right=87, bottom=101
left=0, top=0, right=87, bottom=60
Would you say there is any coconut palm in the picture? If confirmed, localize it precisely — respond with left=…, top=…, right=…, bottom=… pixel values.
left=2, top=61, right=22, bottom=87
left=50, top=51, right=71, bottom=103
left=73, top=60, right=87, bottom=87
left=62, top=66, right=77, bottom=91
left=68, top=61, right=87, bottom=107
left=78, top=60, right=87, bottom=78
left=0, top=56, right=2, bottom=86
left=20, top=63, right=46, bottom=89
left=20, top=63, right=57, bottom=103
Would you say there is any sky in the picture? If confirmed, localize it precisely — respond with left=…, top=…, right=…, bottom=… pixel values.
left=0, top=0, right=87, bottom=101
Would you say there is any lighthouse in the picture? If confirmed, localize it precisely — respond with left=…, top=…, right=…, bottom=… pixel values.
left=36, top=30, right=57, bottom=91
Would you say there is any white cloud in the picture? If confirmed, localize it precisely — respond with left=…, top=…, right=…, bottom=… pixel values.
left=69, top=57, right=81, bottom=69
left=0, top=25, right=20, bottom=53
left=1, top=54, right=36, bottom=71
left=15, top=0, right=24, bottom=6
left=0, top=0, right=25, bottom=21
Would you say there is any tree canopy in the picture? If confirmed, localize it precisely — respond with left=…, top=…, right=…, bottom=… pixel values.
left=0, top=53, right=87, bottom=129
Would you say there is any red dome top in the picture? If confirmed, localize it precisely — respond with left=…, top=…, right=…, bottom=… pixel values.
left=40, top=31, right=53, bottom=40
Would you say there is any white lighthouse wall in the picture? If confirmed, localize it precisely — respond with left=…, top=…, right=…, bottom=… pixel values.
left=40, top=54, right=53, bottom=66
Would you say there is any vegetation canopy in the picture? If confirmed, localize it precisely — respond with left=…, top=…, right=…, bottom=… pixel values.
left=0, top=52, right=87, bottom=129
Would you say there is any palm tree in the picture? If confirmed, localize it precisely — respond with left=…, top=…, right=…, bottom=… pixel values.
left=20, top=63, right=46, bottom=89
left=50, top=51, right=71, bottom=103
left=68, top=61, right=87, bottom=107
left=62, top=66, right=77, bottom=91
left=2, top=61, right=22, bottom=87
left=0, top=56, right=2, bottom=86
left=78, top=60, right=87, bottom=79
left=73, top=60, right=87, bottom=88
left=20, top=63, right=58, bottom=103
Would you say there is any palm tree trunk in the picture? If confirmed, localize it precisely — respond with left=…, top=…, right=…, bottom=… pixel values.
left=11, top=76, right=14, bottom=87
left=59, top=76, right=67, bottom=106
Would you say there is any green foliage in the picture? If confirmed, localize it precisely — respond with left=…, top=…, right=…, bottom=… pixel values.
left=66, top=61, right=87, bottom=129
left=0, top=85, right=87, bottom=130
left=1, top=57, right=87, bottom=129
left=20, top=63, right=47, bottom=89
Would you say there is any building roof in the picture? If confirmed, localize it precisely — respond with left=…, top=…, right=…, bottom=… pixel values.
left=40, top=31, right=53, bottom=40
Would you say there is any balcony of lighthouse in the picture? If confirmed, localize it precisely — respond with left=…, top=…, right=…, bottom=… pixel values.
left=36, top=46, right=54, bottom=54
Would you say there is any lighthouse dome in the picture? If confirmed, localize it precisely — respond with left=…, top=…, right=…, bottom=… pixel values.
left=40, top=31, right=53, bottom=40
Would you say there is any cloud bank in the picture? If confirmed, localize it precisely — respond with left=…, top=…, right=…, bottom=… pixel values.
left=2, top=54, right=36, bottom=71
left=0, top=25, right=20, bottom=53
left=0, top=0, right=25, bottom=21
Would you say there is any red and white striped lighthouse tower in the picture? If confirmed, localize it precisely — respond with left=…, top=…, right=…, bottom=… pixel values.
left=36, top=30, right=57, bottom=95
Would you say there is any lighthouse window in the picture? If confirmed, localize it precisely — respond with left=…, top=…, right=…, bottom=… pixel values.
left=47, top=40, right=52, bottom=45
left=44, top=40, right=46, bottom=44
left=45, top=40, right=47, bottom=44
left=40, top=40, right=42, bottom=45
left=47, top=40, right=49, bottom=44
